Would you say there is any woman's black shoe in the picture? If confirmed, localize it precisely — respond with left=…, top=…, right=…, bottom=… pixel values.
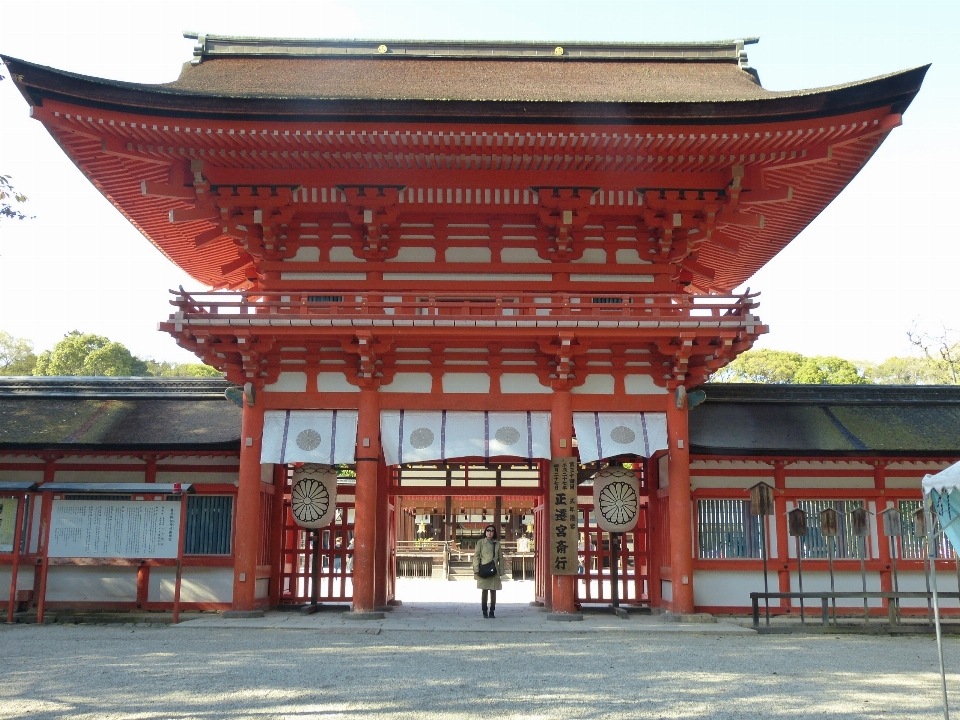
left=482, top=610, right=488, bottom=618
left=489, top=611, right=495, bottom=619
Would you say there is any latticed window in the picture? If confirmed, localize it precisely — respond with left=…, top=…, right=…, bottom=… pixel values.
left=184, top=495, right=233, bottom=555
left=795, top=500, right=865, bottom=559
left=897, top=500, right=957, bottom=560
left=697, top=499, right=762, bottom=559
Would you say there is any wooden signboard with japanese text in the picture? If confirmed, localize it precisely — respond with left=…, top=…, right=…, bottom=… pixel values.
left=48, top=499, right=181, bottom=559
left=549, top=457, right=579, bottom=575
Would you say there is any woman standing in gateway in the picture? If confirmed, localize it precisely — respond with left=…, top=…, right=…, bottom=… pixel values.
left=472, top=524, right=505, bottom=618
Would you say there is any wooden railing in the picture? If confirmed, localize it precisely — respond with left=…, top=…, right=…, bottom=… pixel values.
left=168, top=289, right=760, bottom=324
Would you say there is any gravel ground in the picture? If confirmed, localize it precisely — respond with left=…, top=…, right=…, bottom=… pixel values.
left=1, top=623, right=958, bottom=719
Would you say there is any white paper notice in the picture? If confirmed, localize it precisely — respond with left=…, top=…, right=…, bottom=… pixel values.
left=48, top=500, right=181, bottom=559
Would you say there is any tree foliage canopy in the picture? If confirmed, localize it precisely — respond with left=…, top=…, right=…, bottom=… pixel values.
left=712, top=346, right=960, bottom=385
left=15, top=331, right=220, bottom=378
left=0, top=331, right=37, bottom=375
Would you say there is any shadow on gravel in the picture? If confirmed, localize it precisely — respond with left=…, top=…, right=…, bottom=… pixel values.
left=0, top=626, right=957, bottom=719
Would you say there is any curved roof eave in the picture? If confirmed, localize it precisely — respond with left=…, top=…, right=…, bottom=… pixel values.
left=2, top=55, right=929, bottom=126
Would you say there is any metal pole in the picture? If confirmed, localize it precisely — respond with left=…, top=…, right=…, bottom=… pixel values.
left=760, top=514, right=770, bottom=625
left=891, top=535, right=901, bottom=626
left=860, top=535, right=869, bottom=625
left=827, top=536, right=837, bottom=626
left=311, top=529, right=320, bottom=607
left=925, top=492, right=950, bottom=720
left=796, top=535, right=806, bottom=626
left=610, top=532, right=620, bottom=610
left=924, top=528, right=935, bottom=626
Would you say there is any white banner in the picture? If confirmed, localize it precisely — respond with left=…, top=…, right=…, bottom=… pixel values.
left=573, top=412, right=668, bottom=463
left=291, top=465, right=338, bottom=529
left=49, top=500, right=181, bottom=559
left=261, top=410, right=358, bottom=465
left=381, top=410, right=551, bottom=465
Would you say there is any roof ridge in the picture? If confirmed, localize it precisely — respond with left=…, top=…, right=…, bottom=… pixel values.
left=182, top=33, right=758, bottom=68
left=0, top=376, right=233, bottom=399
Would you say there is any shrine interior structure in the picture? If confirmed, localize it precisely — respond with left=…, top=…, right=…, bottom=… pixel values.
left=1, top=36, right=942, bottom=620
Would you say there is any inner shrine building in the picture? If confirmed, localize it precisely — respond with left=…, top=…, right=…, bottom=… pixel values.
left=0, top=36, right=932, bottom=619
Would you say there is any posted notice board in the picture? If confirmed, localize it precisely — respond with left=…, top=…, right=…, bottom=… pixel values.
left=0, top=498, right=18, bottom=553
left=549, top=457, right=579, bottom=575
left=49, top=499, right=180, bottom=559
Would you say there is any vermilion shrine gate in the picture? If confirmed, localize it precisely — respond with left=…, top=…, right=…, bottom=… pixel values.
left=1, top=36, right=928, bottom=618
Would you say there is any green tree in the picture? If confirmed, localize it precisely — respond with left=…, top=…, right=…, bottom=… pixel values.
left=33, top=331, right=145, bottom=377
left=710, top=349, right=805, bottom=383
left=0, top=331, right=37, bottom=375
left=860, top=356, right=950, bottom=385
left=793, top=356, right=867, bottom=384
left=143, top=359, right=220, bottom=377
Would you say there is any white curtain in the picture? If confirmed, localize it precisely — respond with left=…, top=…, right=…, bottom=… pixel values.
left=261, top=410, right=359, bottom=465
left=573, top=412, right=668, bottom=463
left=380, top=410, right=551, bottom=465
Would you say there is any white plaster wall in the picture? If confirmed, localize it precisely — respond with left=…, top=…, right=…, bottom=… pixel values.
left=624, top=375, right=666, bottom=395
left=264, top=372, right=308, bottom=393
left=658, top=455, right=669, bottom=489
left=693, top=570, right=765, bottom=607
left=661, top=579, right=672, bottom=602
left=149, top=567, right=234, bottom=603
left=893, top=571, right=960, bottom=609
left=0, top=469, right=43, bottom=482
left=785, top=477, right=874, bottom=489
left=388, top=247, right=436, bottom=262
left=885, top=477, right=924, bottom=489
left=45, top=566, right=137, bottom=602
left=155, top=472, right=239, bottom=485
left=0, top=566, right=36, bottom=593
left=256, top=578, right=270, bottom=600
left=500, top=374, right=550, bottom=394
left=691, top=476, right=763, bottom=490
left=329, top=246, right=363, bottom=262
left=157, top=457, right=239, bottom=466
left=500, top=248, right=548, bottom=263
left=445, top=247, right=491, bottom=263
left=571, top=375, right=615, bottom=395
left=317, top=372, right=359, bottom=393
left=615, top=248, right=648, bottom=264
left=571, top=248, right=606, bottom=264
left=53, top=471, right=145, bottom=483
left=60, top=456, right=141, bottom=465
left=788, top=571, right=884, bottom=608
left=442, top=374, right=490, bottom=393
left=381, top=373, right=433, bottom=393
left=287, top=246, right=321, bottom=262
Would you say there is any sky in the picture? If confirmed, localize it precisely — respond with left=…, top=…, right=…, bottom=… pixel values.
left=0, top=0, right=958, bottom=365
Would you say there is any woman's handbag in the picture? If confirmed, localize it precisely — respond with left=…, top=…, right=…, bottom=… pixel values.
left=478, top=559, right=497, bottom=578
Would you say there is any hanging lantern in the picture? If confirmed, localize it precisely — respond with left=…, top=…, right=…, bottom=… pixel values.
left=291, top=464, right=338, bottom=529
left=593, top=465, right=640, bottom=532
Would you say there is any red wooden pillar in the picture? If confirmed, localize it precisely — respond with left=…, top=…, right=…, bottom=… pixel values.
left=646, top=456, right=662, bottom=607
left=352, top=387, right=380, bottom=613
left=774, top=461, right=791, bottom=611
left=550, top=388, right=577, bottom=615
left=666, top=401, right=694, bottom=614
left=269, top=463, right=287, bottom=605
left=232, top=397, right=265, bottom=612
left=374, top=455, right=389, bottom=609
